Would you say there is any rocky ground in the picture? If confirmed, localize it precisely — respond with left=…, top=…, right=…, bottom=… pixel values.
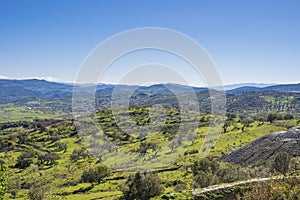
left=220, top=127, right=300, bottom=166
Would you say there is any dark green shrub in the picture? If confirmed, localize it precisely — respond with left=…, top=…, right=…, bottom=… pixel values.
left=15, top=151, right=35, bottom=169
left=191, top=158, right=220, bottom=175
left=216, top=166, right=249, bottom=183
left=193, top=171, right=216, bottom=188
left=273, top=152, right=291, bottom=175
left=38, top=153, right=59, bottom=165
left=81, top=165, right=110, bottom=184
left=121, top=172, right=164, bottom=200
left=0, top=164, right=7, bottom=200
left=28, top=184, right=46, bottom=200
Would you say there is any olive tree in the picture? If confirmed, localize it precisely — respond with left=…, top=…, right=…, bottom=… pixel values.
left=0, top=163, right=7, bottom=200
left=121, top=172, right=164, bottom=200
left=81, top=165, right=110, bottom=184
left=15, top=151, right=35, bottom=169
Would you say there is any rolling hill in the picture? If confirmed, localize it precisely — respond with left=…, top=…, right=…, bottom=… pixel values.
left=1, top=79, right=300, bottom=117
left=227, top=83, right=300, bottom=94
left=0, top=79, right=299, bottom=100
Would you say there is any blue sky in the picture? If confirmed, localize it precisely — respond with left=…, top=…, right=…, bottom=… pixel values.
left=0, top=0, right=299, bottom=85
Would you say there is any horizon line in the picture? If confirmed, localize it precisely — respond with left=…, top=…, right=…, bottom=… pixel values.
left=1, top=76, right=299, bottom=88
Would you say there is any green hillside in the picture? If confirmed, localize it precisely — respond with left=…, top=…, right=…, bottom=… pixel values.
left=1, top=80, right=300, bottom=199
left=0, top=106, right=299, bottom=199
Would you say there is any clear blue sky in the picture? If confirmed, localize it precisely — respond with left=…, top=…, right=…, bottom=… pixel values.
left=0, top=0, right=299, bottom=85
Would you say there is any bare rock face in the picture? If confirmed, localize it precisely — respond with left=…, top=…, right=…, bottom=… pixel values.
left=220, top=127, right=300, bottom=166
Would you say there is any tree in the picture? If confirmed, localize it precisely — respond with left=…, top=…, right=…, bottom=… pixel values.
left=0, top=163, right=7, bottom=200
left=17, top=133, right=28, bottom=144
left=192, top=171, right=215, bottom=188
left=216, top=166, right=249, bottom=183
left=28, top=184, right=46, bottom=200
left=55, top=142, right=67, bottom=153
left=284, top=114, right=294, bottom=120
left=241, top=117, right=254, bottom=132
left=273, top=152, right=291, bottom=175
left=191, top=158, right=220, bottom=176
left=70, top=148, right=90, bottom=161
left=267, top=113, right=277, bottom=123
left=190, top=158, right=221, bottom=188
left=168, top=139, right=178, bottom=153
left=15, top=151, right=35, bottom=169
left=38, top=153, right=59, bottom=165
left=226, top=113, right=236, bottom=120
left=121, top=172, right=163, bottom=200
left=139, top=142, right=160, bottom=155
left=223, top=119, right=231, bottom=133
left=81, top=165, right=110, bottom=184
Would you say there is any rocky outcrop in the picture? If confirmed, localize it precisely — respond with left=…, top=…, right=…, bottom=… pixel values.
left=220, top=127, right=300, bottom=166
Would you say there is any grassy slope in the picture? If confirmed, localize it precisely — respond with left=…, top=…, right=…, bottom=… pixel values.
left=1, top=112, right=298, bottom=199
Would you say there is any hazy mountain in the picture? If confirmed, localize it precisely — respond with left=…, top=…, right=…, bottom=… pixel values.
left=261, top=83, right=300, bottom=92
left=218, top=83, right=276, bottom=90
left=0, top=79, right=299, bottom=104
left=0, top=82, right=41, bottom=100
left=227, top=83, right=300, bottom=94
left=0, top=79, right=73, bottom=97
left=226, top=86, right=261, bottom=94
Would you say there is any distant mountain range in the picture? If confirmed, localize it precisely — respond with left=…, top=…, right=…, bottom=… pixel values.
left=216, top=83, right=276, bottom=90
left=1, top=79, right=299, bottom=117
left=0, top=79, right=73, bottom=99
left=227, top=83, right=300, bottom=94
left=0, top=79, right=299, bottom=101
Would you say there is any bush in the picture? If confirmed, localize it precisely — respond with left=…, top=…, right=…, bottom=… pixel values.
left=17, top=133, right=28, bottom=144
left=193, top=171, right=216, bottom=188
left=38, top=153, right=59, bottom=165
left=81, top=165, right=110, bottom=184
left=284, top=114, right=294, bottom=120
left=174, top=183, right=187, bottom=192
left=191, top=158, right=220, bottom=175
left=244, top=178, right=300, bottom=200
left=15, top=151, right=35, bottom=169
left=55, top=142, right=67, bottom=152
left=138, top=142, right=160, bottom=155
left=28, top=184, right=46, bottom=200
left=70, top=148, right=90, bottom=161
left=273, top=152, right=291, bottom=175
left=0, top=164, right=7, bottom=200
left=216, top=166, right=249, bottom=183
left=267, top=113, right=290, bottom=123
left=267, top=113, right=277, bottom=123
left=121, top=172, right=164, bottom=200
left=184, top=149, right=199, bottom=156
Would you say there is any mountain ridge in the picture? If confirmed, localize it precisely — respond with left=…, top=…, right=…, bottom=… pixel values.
left=0, top=79, right=299, bottom=101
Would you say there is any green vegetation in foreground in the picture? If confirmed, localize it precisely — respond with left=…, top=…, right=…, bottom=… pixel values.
left=0, top=163, right=7, bottom=200
left=0, top=105, right=300, bottom=199
left=191, top=177, right=300, bottom=200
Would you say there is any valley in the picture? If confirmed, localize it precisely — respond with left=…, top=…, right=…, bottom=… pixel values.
left=0, top=79, right=300, bottom=199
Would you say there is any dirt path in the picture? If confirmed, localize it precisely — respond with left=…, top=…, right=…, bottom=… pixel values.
left=192, top=176, right=299, bottom=195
